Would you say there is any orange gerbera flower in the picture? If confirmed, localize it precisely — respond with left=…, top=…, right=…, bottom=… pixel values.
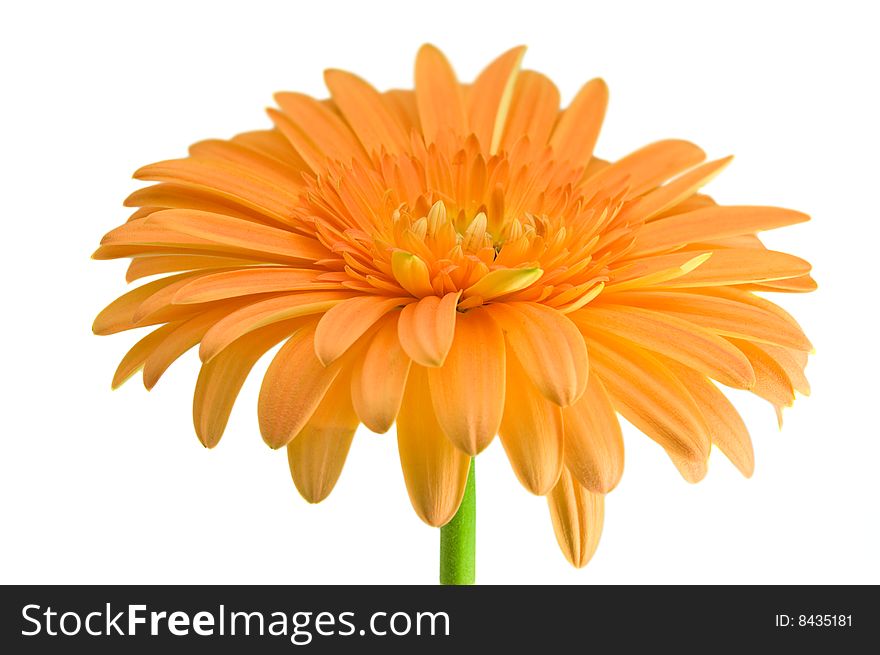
left=94, top=45, right=813, bottom=582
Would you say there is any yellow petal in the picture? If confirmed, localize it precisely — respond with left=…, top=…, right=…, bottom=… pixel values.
left=323, top=69, right=409, bottom=155
left=397, top=292, right=460, bottom=367
left=396, top=366, right=470, bottom=527
left=575, top=305, right=755, bottom=389
left=314, top=295, right=409, bottom=366
left=486, top=302, right=588, bottom=406
left=415, top=44, right=467, bottom=141
left=427, top=307, right=505, bottom=455
left=193, top=321, right=298, bottom=448
left=351, top=314, right=411, bottom=433
left=391, top=250, right=434, bottom=297
left=498, top=349, right=564, bottom=495
left=463, top=266, right=543, bottom=301
left=562, top=373, right=624, bottom=494
left=550, top=78, right=608, bottom=169
left=466, top=45, right=526, bottom=154
left=547, top=468, right=605, bottom=568
left=287, top=369, right=358, bottom=503
left=258, top=322, right=344, bottom=449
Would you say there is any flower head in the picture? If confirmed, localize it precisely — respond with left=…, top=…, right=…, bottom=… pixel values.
left=94, top=45, right=813, bottom=569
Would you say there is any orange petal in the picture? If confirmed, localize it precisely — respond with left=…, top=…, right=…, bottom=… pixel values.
left=133, top=159, right=299, bottom=222
left=498, top=349, right=564, bottom=495
left=93, top=228, right=233, bottom=262
left=664, top=360, right=754, bottom=478
left=629, top=206, right=810, bottom=256
left=396, top=366, right=470, bottom=527
left=383, top=89, right=420, bottom=131
left=562, top=373, right=624, bottom=494
left=604, top=252, right=712, bottom=293
left=287, top=369, right=358, bottom=503
left=500, top=70, right=560, bottom=150
left=144, top=209, right=327, bottom=262
left=125, top=181, right=273, bottom=224
left=126, top=255, right=255, bottom=283
left=698, top=286, right=809, bottom=331
left=193, top=321, right=298, bottom=448
left=200, top=292, right=353, bottom=362
left=618, top=156, right=732, bottom=222
left=653, top=192, right=718, bottom=218
left=93, top=273, right=195, bottom=335
left=132, top=269, right=235, bottom=323
left=661, top=248, right=811, bottom=287
left=486, top=302, right=588, bottom=406
left=746, top=274, right=817, bottom=293
left=172, top=267, right=327, bottom=304
left=143, top=308, right=231, bottom=389
left=415, top=44, right=467, bottom=141
left=547, top=468, right=605, bottom=568
left=610, top=290, right=812, bottom=351
left=111, top=323, right=179, bottom=389
left=550, top=78, right=608, bottom=169
left=750, top=342, right=810, bottom=396
left=258, top=322, right=344, bottom=449
left=314, top=295, right=409, bottom=366
left=230, top=128, right=310, bottom=171
left=397, top=292, right=460, bottom=367
left=351, top=314, right=411, bottom=433
left=427, top=307, right=505, bottom=455
left=575, top=305, right=755, bottom=389
left=728, top=338, right=795, bottom=409
left=271, top=92, right=365, bottom=170
left=466, top=46, right=526, bottom=154
left=324, top=69, right=409, bottom=155
left=586, top=333, right=710, bottom=482
left=581, top=139, right=706, bottom=197
left=187, top=139, right=305, bottom=189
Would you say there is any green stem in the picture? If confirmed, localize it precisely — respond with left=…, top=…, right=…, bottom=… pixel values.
left=440, top=458, right=476, bottom=585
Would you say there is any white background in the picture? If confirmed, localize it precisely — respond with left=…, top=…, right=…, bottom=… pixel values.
left=1, top=0, right=877, bottom=585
